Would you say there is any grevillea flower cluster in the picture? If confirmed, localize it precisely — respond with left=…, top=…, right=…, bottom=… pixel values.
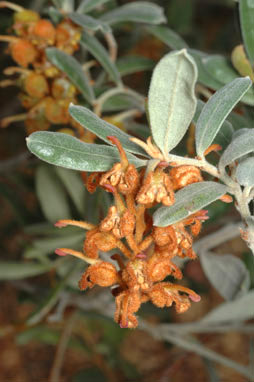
left=54, top=136, right=208, bottom=328
left=0, top=2, right=93, bottom=140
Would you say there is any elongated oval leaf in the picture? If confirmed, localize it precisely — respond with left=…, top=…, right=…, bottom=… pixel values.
left=116, top=55, right=154, bottom=76
left=153, top=181, right=227, bottom=227
left=46, top=48, right=94, bottom=103
left=68, top=13, right=110, bottom=33
left=201, top=55, right=238, bottom=85
left=195, top=77, right=252, bottom=157
left=193, top=100, right=234, bottom=149
left=148, top=49, right=197, bottom=156
left=219, top=130, right=254, bottom=170
left=200, top=252, right=250, bottom=301
left=33, top=232, right=84, bottom=253
left=36, top=165, right=72, bottom=222
left=100, top=2, right=166, bottom=25
left=201, top=53, right=254, bottom=106
left=102, top=92, right=140, bottom=112
left=240, top=0, right=254, bottom=64
left=69, top=104, right=148, bottom=157
left=235, top=157, right=254, bottom=187
left=188, top=49, right=223, bottom=90
left=80, top=32, right=121, bottom=85
left=201, top=290, right=254, bottom=323
left=146, top=25, right=188, bottom=50
left=55, top=167, right=86, bottom=215
left=27, top=132, right=146, bottom=172
left=0, top=261, right=52, bottom=280
left=77, top=0, right=111, bottom=13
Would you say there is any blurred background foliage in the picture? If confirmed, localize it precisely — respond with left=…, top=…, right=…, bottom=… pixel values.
left=0, top=0, right=253, bottom=381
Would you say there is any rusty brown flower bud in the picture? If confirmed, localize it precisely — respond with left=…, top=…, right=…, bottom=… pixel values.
left=169, top=165, right=203, bottom=190
left=136, top=170, right=175, bottom=206
left=147, top=252, right=182, bottom=282
left=79, top=261, right=118, bottom=290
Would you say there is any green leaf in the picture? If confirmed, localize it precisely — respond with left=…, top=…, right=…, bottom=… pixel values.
left=69, top=104, right=148, bottom=157
left=100, top=2, right=166, bottom=25
left=77, top=0, right=111, bottom=13
left=153, top=181, right=227, bottom=227
left=33, top=232, right=84, bottom=254
left=146, top=25, right=188, bottom=50
left=0, top=261, right=52, bottom=280
left=116, top=55, right=154, bottom=76
left=219, top=130, right=254, bottom=171
left=27, top=131, right=146, bottom=172
left=68, top=13, right=110, bottom=33
left=80, top=31, right=121, bottom=85
left=201, top=55, right=238, bottom=85
left=201, top=290, right=254, bottom=323
left=200, top=253, right=250, bottom=301
left=48, top=7, right=63, bottom=23
left=36, top=165, right=72, bottom=223
left=195, top=77, right=251, bottom=157
left=235, top=157, right=254, bottom=187
left=46, top=48, right=94, bottom=104
left=55, top=167, right=86, bottom=215
left=199, top=53, right=254, bottom=106
left=193, top=100, right=234, bottom=149
left=101, top=93, right=141, bottom=112
left=188, top=49, right=223, bottom=90
left=52, top=0, right=73, bottom=11
left=240, top=0, right=254, bottom=64
left=148, top=49, right=197, bottom=156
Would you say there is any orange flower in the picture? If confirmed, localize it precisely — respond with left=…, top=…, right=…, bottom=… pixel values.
left=136, top=169, right=175, bottom=206
left=169, top=165, right=203, bottom=190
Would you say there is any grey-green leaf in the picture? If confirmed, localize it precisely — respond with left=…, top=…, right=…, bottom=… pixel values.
left=148, top=49, right=197, bottom=156
left=219, top=130, right=254, bottom=171
left=46, top=48, right=94, bottom=103
left=36, top=165, right=72, bottom=223
left=200, top=252, right=250, bottom=301
left=69, top=104, right=148, bottom=157
left=146, top=25, right=188, bottom=50
left=188, top=49, right=223, bottom=90
left=193, top=100, right=234, bottom=149
left=116, top=55, right=154, bottom=76
left=235, top=157, right=254, bottom=187
left=27, top=131, right=146, bottom=172
left=55, top=167, right=86, bottom=215
left=153, top=181, right=227, bottom=227
left=68, top=13, right=110, bottom=33
left=77, top=0, right=111, bottom=13
left=80, top=31, right=121, bottom=85
left=100, top=2, right=166, bottom=25
left=202, top=54, right=238, bottom=84
left=240, top=0, right=254, bottom=64
left=201, top=290, right=254, bottom=323
left=0, top=261, right=52, bottom=280
left=195, top=77, right=252, bottom=157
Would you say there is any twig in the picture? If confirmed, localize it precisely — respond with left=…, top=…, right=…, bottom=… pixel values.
left=49, top=312, right=77, bottom=382
left=140, top=321, right=252, bottom=379
left=104, top=31, right=118, bottom=62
